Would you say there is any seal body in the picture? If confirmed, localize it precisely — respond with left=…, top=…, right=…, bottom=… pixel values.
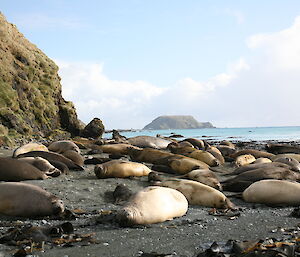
left=0, top=182, right=64, bottom=217
left=0, top=157, right=48, bottom=181
left=116, top=186, right=188, bottom=225
left=13, top=143, right=48, bottom=157
left=243, top=180, right=300, bottom=206
left=128, top=148, right=173, bottom=164
left=167, top=156, right=209, bottom=174
left=94, top=160, right=151, bottom=178
left=273, top=157, right=300, bottom=172
left=187, top=150, right=220, bottom=167
left=61, top=150, right=84, bottom=167
left=100, top=143, right=141, bottom=155
left=48, top=140, right=80, bottom=154
left=179, top=169, right=222, bottom=190
left=234, top=154, right=256, bottom=167
left=230, top=149, right=275, bottom=159
left=127, top=136, right=172, bottom=149
left=158, top=179, right=232, bottom=208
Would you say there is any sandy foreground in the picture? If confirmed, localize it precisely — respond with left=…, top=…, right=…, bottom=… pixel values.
left=0, top=144, right=299, bottom=257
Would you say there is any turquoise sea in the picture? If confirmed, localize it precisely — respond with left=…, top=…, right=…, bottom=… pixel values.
left=104, top=126, right=300, bottom=142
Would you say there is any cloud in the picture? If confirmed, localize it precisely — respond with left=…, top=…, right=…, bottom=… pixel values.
left=57, top=16, right=300, bottom=129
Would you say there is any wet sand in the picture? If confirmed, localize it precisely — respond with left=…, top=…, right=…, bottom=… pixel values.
left=0, top=144, right=299, bottom=257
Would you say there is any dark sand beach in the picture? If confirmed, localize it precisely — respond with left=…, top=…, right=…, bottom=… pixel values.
left=0, top=142, right=299, bottom=257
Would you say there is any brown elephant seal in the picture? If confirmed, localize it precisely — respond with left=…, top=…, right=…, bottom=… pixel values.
left=112, top=184, right=133, bottom=204
left=216, top=145, right=236, bottom=160
left=48, top=140, right=80, bottom=154
left=155, top=179, right=234, bottom=208
left=220, top=140, right=235, bottom=148
left=16, top=151, right=84, bottom=170
left=177, top=169, right=222, bottom=190
left=0, top=182, right=64, bottom=217
left=243, top=180, right=300, bottom=206
left=161, top=155, right=210, bottom=174
left=127, top=136, right=172, bottom=149
left=265, top=143, right=300, bottom=154
left=61, top=150, right=84, bottom=167
left=273, top=156, right=300, bottom=172
left=128, top=148, right=173, bottom=164
left=222, top=167, right=300, bottom=192
left=271, top=153, right=300, bottom=162
left=205, top=146, right=225, bottom=165
left=116, top=186, right=188, bottom=226
left=234, top=154, right=256, bottom=167
left=13, top=143, right=48, bottom=157
left=0, top=157, right=48, bottom=181
left=230, top=149, right=275, bottom=159
left=187, top=150, right=220, bottom=167
left=94, top=160, right=151, bottom=178
left=99, top=143, right=141, bottom=155
left=182, top=138, right=205, bottom=149
left=18, top=157, right=61, bottom=177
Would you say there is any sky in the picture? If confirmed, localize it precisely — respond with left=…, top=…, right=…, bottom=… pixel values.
left=2, top=1, right=300, bottom=129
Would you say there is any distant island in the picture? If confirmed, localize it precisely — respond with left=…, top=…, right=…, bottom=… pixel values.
left=143, top=115, right=215, bottom=130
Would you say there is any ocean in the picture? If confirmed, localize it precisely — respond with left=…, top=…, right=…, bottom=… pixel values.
left=104, top=126, right=300, bottom=142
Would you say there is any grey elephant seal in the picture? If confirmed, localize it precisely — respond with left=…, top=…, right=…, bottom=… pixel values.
left=16, top=151, right=84, bottom=170
left=0, top=157, right=48, bottom=181
left=48, top=140, right=80, bottom=154
left=94, top=160, right=151, bottom=178
left=273, top=156, right=300, bottom=172
left=13, top=143, right=48, bottom=157
left=155, top=178, right=234, bottom=208
left=0, top=182, right=64, bottom=217
left=243, top=179, right=300, bottom=206
left=127, top=136, right=172, bottom=149
left=116, top=186, right=188, bottom=226
left=265, top=143, right=300, bottom=154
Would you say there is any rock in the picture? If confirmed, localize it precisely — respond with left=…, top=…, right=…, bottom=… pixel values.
left=143, top=115, right=215, bottom=130
left=0, top=12, right=82, bottom=144
left=81, top=118, right=105, bottom=139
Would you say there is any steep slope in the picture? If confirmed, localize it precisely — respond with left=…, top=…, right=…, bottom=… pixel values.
left=0, top=13, right=82, bottom=145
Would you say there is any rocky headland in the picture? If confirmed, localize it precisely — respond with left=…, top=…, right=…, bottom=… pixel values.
left=143, top=115, right=214, bottom=130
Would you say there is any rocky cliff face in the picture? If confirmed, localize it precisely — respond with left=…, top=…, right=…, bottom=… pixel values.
left=143, top=115, right=214, bottom=130
left=0, top=13, right=83, bottom=145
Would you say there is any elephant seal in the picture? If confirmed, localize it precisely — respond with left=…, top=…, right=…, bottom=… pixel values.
left=61, top=150, right=84, bottom=167
left=205, top=146, right=225, bottom=165
left=16, top=151, right=84, bottom=170
left=18, top=157, right=61, bottom=177
left=13, top=143, right=48, bottom=157
left=94, top=160, right=151, bottom=178
left=127, top=136, right=172, bottom=149
left=0, top=182, right=64, bottom=217
left=177, top=169, right=222, bottom=190
left=182, top=138, right=205, bottom=149
left=265, top=143, right=300, bottom=154
left=271, top=153, right=300, bottom=162
left=273, top=156, right=300, bottom=172
left=100, top=143, right=141, bottom=155
left=0, top=157, right=48, bottom=181
left=162, top=155, right=210, bottom=174
left=48, top=140, right=80, bottom=154
left=156, top=179, right=234, bottom=208
left=253, top=157, right=272, bottom=164
left=230, top=149, right=275, bottom=159
left=234, top=154, right=256, bottom=167
left=222, top=167, right=300, bottom=192
left=243, top=180, right=300, bottom=206
left=216, top=145, right=236, bottom=160
left=116, top=186, right=188, bottom=226
left=128, top=148, right=173, bottom=164
left=187, top=150, right=220, bottom=167
left=219, top=140, right=235, bottom=148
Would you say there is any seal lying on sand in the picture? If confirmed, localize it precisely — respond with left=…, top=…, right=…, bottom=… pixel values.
left=230, top=149, right=275, bottom=159
left=16, top=151, right=84, bottom=170
left=0, top=157, right=48, bottom=181
left=234, top=154, right=256, bottom=167
left=127, top=136, right=172, bottom=149
left=0, top=182, right=64, bottom=217
left=116, top=186, right=188, bottom=226
left=243, top=179, right=300, bottom=206
left=266, top=143, right=300, bottom=154
left=99, top=143, right=141, bottom=156
left=187, top=150, right=220, bottom=167
left=13, top=143, right=48, bottom=157
left=94, top=160, right=151, bottom=178
left=155, top=178, right=234, bottom=208
left=48, top=140, right=80, bottom=154
left=273, top=157, right=300, bottom=172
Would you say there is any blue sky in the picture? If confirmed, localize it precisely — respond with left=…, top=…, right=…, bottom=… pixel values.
left=2, top=1, right=300, bottom=129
